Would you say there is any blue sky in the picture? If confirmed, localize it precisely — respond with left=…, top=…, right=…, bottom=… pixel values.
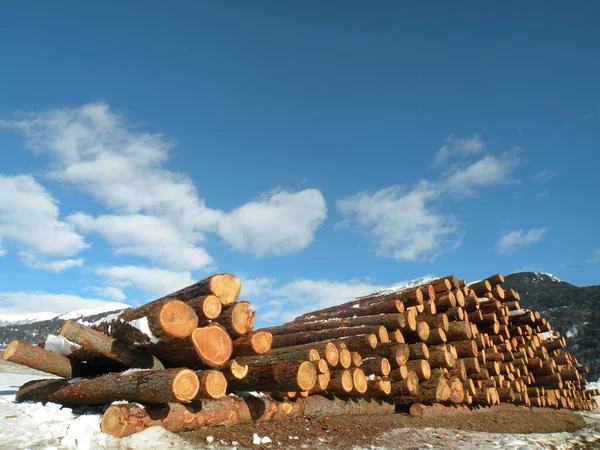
left=0, top=2, right=598, bottom=324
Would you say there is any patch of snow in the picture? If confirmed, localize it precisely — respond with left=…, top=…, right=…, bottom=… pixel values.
left=44, top=335, right=81, bottom=356
left=206, top=435, right=214, bottom=443
left=537, top=272, right=562, bottom=283
left=371, top=277, right=437, bottom=296
left=252, top=433, right=262, bottom=445
left=59, top=303, right=130, bottom=321
left=127, top=317, right=160, bottom=344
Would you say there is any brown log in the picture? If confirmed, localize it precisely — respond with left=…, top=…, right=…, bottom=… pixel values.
left=406, top=359, right=431, bottom=380
left=185, top=295, right=222, bottom=320
left=158, top=273, right=242, bottom=305
left=408, top=343, right=430, bottom=360
left=302, top=395, right=394, bottom=419
left=17, top=368, right=199, bottom=406
left=445, top=307, right=465, bottom=322
left=231, top=331, right=273, bottom=357
left=223, top=359, right=248, bottom=381
left=352, top=368, right=368, bottom=394
left=60, top=320, right=164, bottom=370
left=270, top=325, right=386, bottom=349
left=326, top=370, right=354, bottom=394
left=396, top=369, right=450, bottom=404
left=418, top=313, right=449, bottom=332
left=469, top=279, right=492, bottom=296
left=430, top=278, right=452, bottom=293
left=361, top=357, right=391, bottom=376
left=388, top=364, right=409, bottom=381
left=143, top=324, right=233, bottom=369
left=403, top=321, right=430, bottom=343
left=330, top=334, right=378, bottom=352
left=101, top=396, right=256, bottom=437
left=114, top=299, right=199, bottom=341
left=338, top=347, right=352, bottom=369
left=229, top=360, right=316, bottom=392
left=448, top=377, right=465, bottom=403
left=446, top=321, right=473, bottom=341
left=370, top=377, right=392, bottom=396
left=284, top=298, right=405, bottom=324
left=428, top=349, right=454, bottom=369
left=451, top=339, right=478, bottom=358
left=3, top=340, right=83, bottom=378
left=195, top=370, right=228, bottom=399
left=351, top=351, right=362, bottom=367
left=391, top=371, right=420, bottom=399
left=425, top=328, right=447, bottom=345
left=211, top=301, right=255, bottom=336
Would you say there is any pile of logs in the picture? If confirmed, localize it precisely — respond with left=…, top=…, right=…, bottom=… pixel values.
left=3, top=273, right=597, bottom=438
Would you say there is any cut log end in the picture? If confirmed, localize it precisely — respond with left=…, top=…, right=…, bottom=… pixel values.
left=297, top=361, right=318, bottom=391
left=101, top=405, right=128, bottom=438
left=339, top=348, right=352, bottom=369
left=3, top=340, right=19, bottom=360
left=192, top=325, right=233, bottom=367
left=199, top=295, right=223, bottom=319
left=159, top=300, right=199, bottom=338
left=324, top=343, right=339, bottom=367
left=352, top=369, right=368, bottom=394
left=173, top=369, right=200, bottom=402
left=202, top=371, right=228, bottom=399
left=212, top=274, right=242, bottom=305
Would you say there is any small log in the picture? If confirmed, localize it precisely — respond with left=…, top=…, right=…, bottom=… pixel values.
left=388, top=364, right=409, bottom=381
left=391, top=371, right=420, bottom=399
left=446, top=321, right=473, bottom=341
left=158, top=273, right=242, bottom=305
left=408, top=343, right=430, bottom=360
left=425, top=328, right=447, bottom=345
left=186, top=295, right=222, bottom=320
left=361, top=357, right=391, bottom=377
left=486, top=273, right=505, bottom=286
left=469, top=279, right=492, bottom=296
left=352, top=368, right=368, bottom=394
left=232, top=331, right=273, bottom=357
left=406, top=359, right=431, bottom=380
left=60, top=320, right=164, bottom=370
left=211, top=301, right=255, bottom=336
left=451, top=339, right=478, bottom=358
left=17, top=368, right=199, bottom=406
left=403, top=322, right=430, bottom=343
left=228, top=360, right=317, bottom=392
left=326, top=370, right=354, bottom=394
left=195, top=370, right=228, bottom=399
left=3, top=341, right=81, bottom=378
left=223, top=359, right=248, bottom=381
left=428, top=350, right=454, bottom=369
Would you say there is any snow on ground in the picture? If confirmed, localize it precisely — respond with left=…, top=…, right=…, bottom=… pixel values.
left=0, top=373, right=190, bottom=450
left=0, top=312, right=59, bottom=326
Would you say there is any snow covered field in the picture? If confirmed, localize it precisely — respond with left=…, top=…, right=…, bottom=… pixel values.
left=2, top=369, right=600, bottom=449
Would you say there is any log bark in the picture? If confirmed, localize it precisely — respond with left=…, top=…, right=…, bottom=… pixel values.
left=157, top=273, right=242, bottom=305
left=283, top=298, right=405, bottom=323
left=361, top=357, right=391, bottom=377
left=408, top=343, right=430, bottom=360
left=211, top=301, right=255, bottom=336
left=17, top=368, right=199, bottom=406
left=270, top=325, right=387, bottom=349
left=223, top=359, right=248, bottom=381
left=361, top=342, right=410, bottom=367
left=228, top=360, right=317, bottom=392
left=231, top=331, right=273, bottom=357
left=185, top=295, right=222, bottom=320
left=406, top=359, right=431, bottom=380
left=425, top=328, right=447, bottom=345
left=101, top=397, right=254, bottom=437
left=446, top=321, right=473, bottom=341
left=418, top=313, right=449, bottom=332
left=391, top=371, right=420, bottom=399
left=60, top=320, right=164, bottom=370
left=402, top=322, right=430, bottom=343
left=3, top=341, right=82, bottom=378
left=326, top=370, right=354, bottom=394
left=302, top=395, right=394, bottom=419
left=115, top=299, right=199, bottom=340
left=195, top=370, right=228, bottom=399
left=142, top=324, right=233, bottom=369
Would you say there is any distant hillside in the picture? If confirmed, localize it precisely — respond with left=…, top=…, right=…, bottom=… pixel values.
left=0, top=304, right=130, bottom=348
left=502, top=272, right=600, bottom=381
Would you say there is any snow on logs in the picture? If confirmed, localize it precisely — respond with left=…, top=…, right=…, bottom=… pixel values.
left=6, top=271, right=598, bottom=439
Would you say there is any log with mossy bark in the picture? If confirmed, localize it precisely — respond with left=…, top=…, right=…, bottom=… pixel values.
left=16, top=368, right=200, bottom=406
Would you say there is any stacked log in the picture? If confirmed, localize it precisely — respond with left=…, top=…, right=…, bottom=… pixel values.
left=3, top=272, right=597, bottom=439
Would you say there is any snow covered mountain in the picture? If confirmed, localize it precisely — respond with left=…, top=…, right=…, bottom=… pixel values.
left=0, top=303, right=131, bottom=347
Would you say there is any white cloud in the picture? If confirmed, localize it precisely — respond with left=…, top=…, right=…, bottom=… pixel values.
left=443, top=150, right=522, bottom=197
left=240, top=277, right=276, bottom=298
left=0, top=239, right=6, bottom=257
left=497, top=227, right=548, bottom=254
left=90, top=286, right=127, bottom=301
left=95, top=265, right=194, bottom=296
left=0, top=291, right=119, bottom=315
left=18, top=251, right=83, bottom=273
left=532, top=170, right=557, bottom=184
left=2, top=103, right=325, bottom=265
left=434, top=135, right=485, bottom=165
left=0, top=174, right=88, bottom=257
left=217, top=189, right=327, bottom=256
left=68, top=213, right=212, bottom=270
left=586, top=249, right=600, bottom=264
left=337, top=181, right=459, bottom=261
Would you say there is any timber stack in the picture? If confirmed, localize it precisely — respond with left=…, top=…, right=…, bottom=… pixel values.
left=3, top=273, right=597, bottom=438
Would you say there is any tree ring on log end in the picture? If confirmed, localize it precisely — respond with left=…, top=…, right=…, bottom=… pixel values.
left=212, top=274, right=242, bottom=305
left=173, top=369, right=200, bottom=402
left=339, top=348, right=352, bottom=369
left=3, top=341, right=19, bottom=360
left=159, top=300, right=199, bottom=338
left=297, top=361, right=317, bottom=391
left=206, top=371, right=228, bottom=399
left=352, top=369, right=368, bottom=394
left=192, top=325, right=233, bottom=367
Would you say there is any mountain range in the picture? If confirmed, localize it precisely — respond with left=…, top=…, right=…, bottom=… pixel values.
left=1, top=272, right=598, bottom=379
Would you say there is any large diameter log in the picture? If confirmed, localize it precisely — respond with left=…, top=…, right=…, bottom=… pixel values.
left=228, top=360, right=317, bottom=392
left=425, top=328, right=447, bottom=345
left=3, top=341, right=81, bottom=378
left=232, top=331, right=272, bottom=357
left=212, top=302, right=255, bottom=336
left=352, top=368, right=368, bottom=394
left=101, top=396, right=257, bottom=437
left=115, top=299, right=199, bottom=341
left=60, top=320, right=164, bottom=370
left=448, top=377, right=465, bottom=404
left=17, top=368, right=199, bottom=406
left=446, top=321, right=473, bottom=341
left=430, top=278, right=452, bottom=293
left=302, top=395, right=394, bottom=419
left=451, top=339, right=478, bottom=358
left=158, top=273, right=242, bottom=305
left=388, top=364, right=409, bottom=381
